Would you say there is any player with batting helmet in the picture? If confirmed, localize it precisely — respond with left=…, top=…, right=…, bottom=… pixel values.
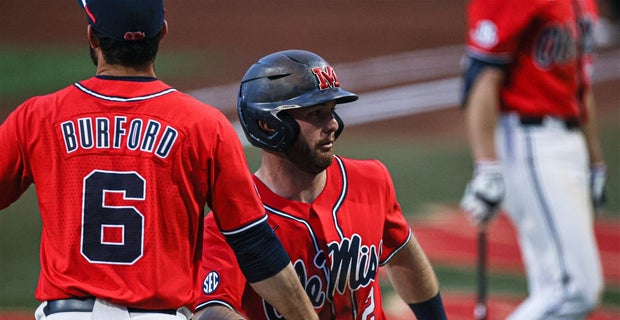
left=192, top=50, right=448, bottom=320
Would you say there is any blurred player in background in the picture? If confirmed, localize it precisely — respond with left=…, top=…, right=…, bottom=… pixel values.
left=596, top=0, right=620, bottom=47
left=460, top=0, right=607, bottom=319
left=192, top=50, right=448, bottom=320
left=0, top=0, right=317, bottom=319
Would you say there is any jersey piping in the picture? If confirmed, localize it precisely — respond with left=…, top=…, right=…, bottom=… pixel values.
left=332, top=155, right=348, bottom=239
left=73, top=82, right=178, bottom=102
left=219, top=215, right=269, bottom=236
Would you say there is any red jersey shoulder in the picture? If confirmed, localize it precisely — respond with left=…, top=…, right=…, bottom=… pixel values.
left=335, top=156, right=390, bottom=186
left=467, top=0, right=542, bottom=58
left=336, top=156, right=387, bottom=178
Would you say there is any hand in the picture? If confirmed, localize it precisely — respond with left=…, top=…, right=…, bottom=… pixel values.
left=460, top=161, right=505, bottom=225
left=590, top=162, right=607, bottom=214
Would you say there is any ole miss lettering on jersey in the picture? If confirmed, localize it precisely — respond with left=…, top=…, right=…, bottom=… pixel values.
left=261, top=233, right=380, bottom=316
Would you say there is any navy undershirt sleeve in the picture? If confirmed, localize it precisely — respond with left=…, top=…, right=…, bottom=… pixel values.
left=461, top=55, right=506, bottom=107
left=223, top=219, right=291, bottom=283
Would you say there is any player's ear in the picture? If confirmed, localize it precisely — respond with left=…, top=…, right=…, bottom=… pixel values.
left=258, top=120, right=276, bottom=134
left=159, top=20, right=168, bottom=41
left=87, top=25, right=99, bottom=49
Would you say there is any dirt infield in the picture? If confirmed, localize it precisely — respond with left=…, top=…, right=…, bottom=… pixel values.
left=412, top=208, right=620, bottom=319
left=415, top=208, right=620, bottom=286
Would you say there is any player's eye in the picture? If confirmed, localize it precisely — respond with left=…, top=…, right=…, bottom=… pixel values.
left=312, top=110, right=323, bottom=116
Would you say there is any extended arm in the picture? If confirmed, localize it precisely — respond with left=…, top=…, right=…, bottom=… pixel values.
left=384, top=236, right=447, bottom=319
left=194, top=305, right=247, bottom=320
left=249, top=263, right=317, bottom=318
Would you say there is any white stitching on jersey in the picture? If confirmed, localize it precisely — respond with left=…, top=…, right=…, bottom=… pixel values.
left=74, top=82, right=177, bottom=102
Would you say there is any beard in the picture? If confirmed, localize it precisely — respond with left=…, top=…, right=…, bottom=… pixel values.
left=89, top=46, right=98, bottom=67
left=285, top=135, right=334, bottom=175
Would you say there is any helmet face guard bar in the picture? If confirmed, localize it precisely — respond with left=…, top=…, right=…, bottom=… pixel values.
left=269, top=105, right=302, bottom=121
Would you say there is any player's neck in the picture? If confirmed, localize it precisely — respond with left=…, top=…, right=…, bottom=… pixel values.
left=256, top=156, right=326, bottom=203
left=96, top=63, right=157, bottom=78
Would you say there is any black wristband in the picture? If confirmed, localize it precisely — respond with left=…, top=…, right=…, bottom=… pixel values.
left=224, top=219, right=290, bottom=283
left=408, top=291, right=447, bottom=320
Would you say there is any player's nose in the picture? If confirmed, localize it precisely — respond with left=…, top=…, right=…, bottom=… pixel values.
left=325, top=114, right=339, bottom=134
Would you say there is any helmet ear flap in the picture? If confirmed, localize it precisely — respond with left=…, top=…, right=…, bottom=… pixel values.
left=273, top=112, right=300, bottom=152
left=334, top=112, right=344, bottom=139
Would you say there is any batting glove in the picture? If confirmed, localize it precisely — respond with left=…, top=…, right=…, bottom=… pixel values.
left=590, top=162, right=607, bottom=213
left=460, top=161, right=505, bottom=225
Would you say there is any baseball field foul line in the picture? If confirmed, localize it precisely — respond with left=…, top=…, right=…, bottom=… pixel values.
left=188, top=46, right=620, bottom=147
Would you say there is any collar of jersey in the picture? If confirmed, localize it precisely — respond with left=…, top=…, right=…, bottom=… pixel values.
left=74, top=77, right=177, bottom=102
left=96, top=75, right=158, bottom=82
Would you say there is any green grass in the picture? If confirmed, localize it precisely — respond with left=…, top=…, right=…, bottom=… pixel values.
left=0, top=46, right=91, bottom=102
left=0, top=44, right=209, bottom=110
left=0, top=187, right=41, bottom=310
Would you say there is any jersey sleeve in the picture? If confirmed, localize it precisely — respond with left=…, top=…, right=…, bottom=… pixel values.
left=194, top=214, right=248, bottom=313
left=0, top=102, right=33, bottom=210
left=466, top=0, right=540, bottom=63
left=375, top=160, right=412, bottom=265
left=207, top=113, right=265, bottom=232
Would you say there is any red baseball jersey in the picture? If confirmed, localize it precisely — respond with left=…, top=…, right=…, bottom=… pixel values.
left=466, top=0, right=599, bottom=118
left=195, top=155, right=412, bottom=319
left=0, top=76, right=265, bottom=309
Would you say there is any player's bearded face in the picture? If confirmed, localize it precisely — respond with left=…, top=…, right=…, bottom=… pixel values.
left=285, top=131, right=334, bottom=174
left=285, top=104, right=338, bottom=174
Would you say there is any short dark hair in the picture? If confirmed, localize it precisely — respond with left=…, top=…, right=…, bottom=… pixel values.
left=95, top=31, right=162, bottom=69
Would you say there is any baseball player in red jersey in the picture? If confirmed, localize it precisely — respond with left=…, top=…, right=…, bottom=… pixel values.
left=192, top=50, right=448, bottom=320
left=460, top=0, right=607, bottom=318
left=0, top=1, right=317, bottom=319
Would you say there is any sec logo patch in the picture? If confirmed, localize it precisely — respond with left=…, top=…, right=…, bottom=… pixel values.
left=202, top=271, right=220, bottom=294
left=472, top=19, right=498, bottom=48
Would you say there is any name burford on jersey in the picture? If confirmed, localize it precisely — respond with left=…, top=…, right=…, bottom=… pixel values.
left=59, top=114, right=179, bottom=159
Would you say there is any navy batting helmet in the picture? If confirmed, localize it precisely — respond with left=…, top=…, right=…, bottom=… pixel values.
left=238, top=50, right=358, bottom=152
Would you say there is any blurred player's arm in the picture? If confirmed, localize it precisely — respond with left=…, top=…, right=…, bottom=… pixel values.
left=384, top=236, right=447, bottom=319
left=581, top=88, right=607, bottom=211
left=581, top=88, right=605, bottom=164
left=460, top=64, right=506, bottom=224
left=463, top=66, right=504, bottom=161
left=195, top=305, right=247, bottom=320
left=0, top=106, right=32, bottom=210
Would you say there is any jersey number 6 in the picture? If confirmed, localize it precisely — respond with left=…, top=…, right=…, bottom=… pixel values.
left=81, top=170, right=145, bottom=265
